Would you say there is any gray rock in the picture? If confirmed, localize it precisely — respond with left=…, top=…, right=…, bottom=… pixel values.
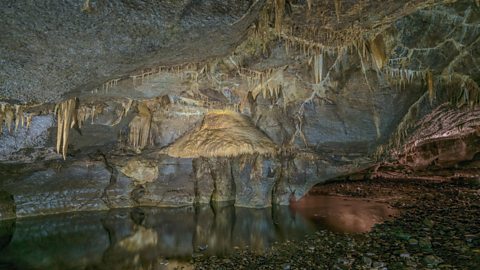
left=0, top=191, right=15, bottom=220
left=0, top=0, right=265, bottom=103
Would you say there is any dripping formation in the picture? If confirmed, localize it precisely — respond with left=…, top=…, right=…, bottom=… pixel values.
left=128, top=102, right=152, bottom=151
left=2, top=0, right=479, bottom=166
left=0, top=103, right=40, bottom=135
left=55, top=99, right=77, bottom=160
left=163, top=110, right=277, bottom=158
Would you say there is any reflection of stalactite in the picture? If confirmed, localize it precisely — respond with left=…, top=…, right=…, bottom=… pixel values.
left=128, top=103, right=152, bottom=151
left=117, top=226, right=158, bottom=252
left=55, top=99, right=77, bottom=160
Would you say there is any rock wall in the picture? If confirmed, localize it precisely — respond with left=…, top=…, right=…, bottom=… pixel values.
left=1, top=0, right=480, bottom=219
left=0, top=0, right=264, bottom=102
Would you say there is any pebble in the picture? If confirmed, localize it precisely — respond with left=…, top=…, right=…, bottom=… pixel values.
left=419, top=237, right=432, bottom=251
left=193, top=180, right=479, bottom=270
left=423, top=255, right=443, bottom=266
left=408, top=238, right=418, bottom=245
left=362, top=256, right=372, bottom=266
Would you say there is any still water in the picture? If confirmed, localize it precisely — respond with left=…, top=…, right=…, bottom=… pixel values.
left=0, top=196, right=397, bottom=270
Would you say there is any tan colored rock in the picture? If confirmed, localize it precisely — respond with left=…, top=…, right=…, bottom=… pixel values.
left=120, top=159, right=159, bottom=185
left=163, top=110, right=277, bottom=158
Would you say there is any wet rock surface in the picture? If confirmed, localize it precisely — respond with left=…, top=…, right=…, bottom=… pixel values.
left=1, top=160, right=111, bottom=218
left=0, top=191, right=15, bottom=220
left=0, top=204, right=318, bottom=270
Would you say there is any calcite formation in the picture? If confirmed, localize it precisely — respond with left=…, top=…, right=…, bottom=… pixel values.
left=0, top=0, right=479, bottom=219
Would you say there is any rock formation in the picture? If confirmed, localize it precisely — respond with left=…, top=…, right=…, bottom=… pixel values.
left=1, top=0, right=479, bottom=219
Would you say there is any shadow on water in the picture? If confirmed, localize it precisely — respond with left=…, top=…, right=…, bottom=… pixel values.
left=0, top=196, right=397, bottom=269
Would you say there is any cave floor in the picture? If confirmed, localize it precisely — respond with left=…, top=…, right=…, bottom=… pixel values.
left=195, top=179, right=480, bottom=270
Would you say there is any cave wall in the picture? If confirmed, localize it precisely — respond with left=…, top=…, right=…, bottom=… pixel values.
left=1, top=0, right=479, bottom=219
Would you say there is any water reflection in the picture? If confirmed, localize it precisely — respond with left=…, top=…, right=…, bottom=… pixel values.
left=0, top=205, right=313, bottom=270
left=291, top=195, right=398, bottom=233
left=0, top=196, right=397, bottom=269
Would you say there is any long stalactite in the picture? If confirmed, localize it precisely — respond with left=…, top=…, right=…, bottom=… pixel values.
left=55, top=98, right=77, bottom=160
left=128, top=102, right=152, bottom=151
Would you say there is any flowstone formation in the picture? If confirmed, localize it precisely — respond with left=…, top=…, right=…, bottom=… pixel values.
left=1, top=0, right=479, bottom=218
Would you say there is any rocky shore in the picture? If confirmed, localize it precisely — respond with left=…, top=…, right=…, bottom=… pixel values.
left=194, top=179, right=480, bottom=269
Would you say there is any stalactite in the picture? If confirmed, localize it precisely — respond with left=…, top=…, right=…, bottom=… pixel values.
left=0, top=105, right=4, bottom=135
left=4, top=106, right=14, bottom=134
left=81, top=0, right=93, bottom=13
left=123, top=99, right=134, bottom=116
left=91, top=105, right=96, bottom=124
left=77, top=104, right=98, bottom=128
left=427, top=70, right=434, bottom=104
left=369, top=34, right=387, bottom=70
left=128, top=103, right=152, bottom=151
left=131, top=63, right=204, bottom=89
left=102, top=78, right=120, bottom=93
left=26, top=114, right=33, bottom=129
left=245, top=67, right=287, bottom=101
left=307, top=0, right=312, bottom=10
left=274, top=0, right=285, bottom=34
left=385, top=67, right=427, bottom=89
left=334, top=0, right=342, bottom=22
left=313, top=52, right=324, bottom=84
left=14, top=105, right=24, bottom=131
left=110, top=99, right=134, bottom=126
left=56, top=99, right=77, bottom=160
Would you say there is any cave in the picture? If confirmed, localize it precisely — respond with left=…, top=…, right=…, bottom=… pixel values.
left=0, top=0, right=479, bottom=269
